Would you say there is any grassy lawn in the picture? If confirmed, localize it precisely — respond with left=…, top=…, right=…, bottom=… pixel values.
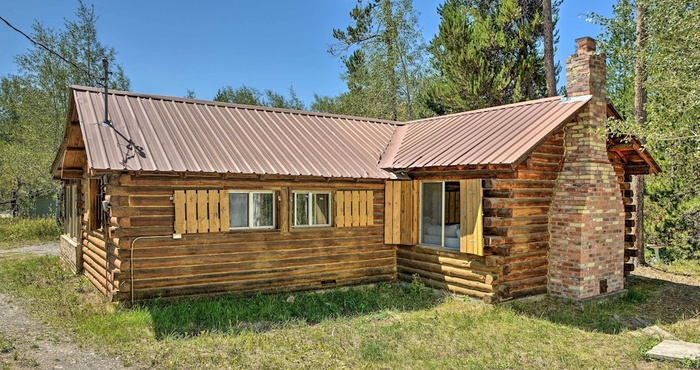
left=0, top=218, right=61, bottom=250
left=0, top=255, right=698, bottom=369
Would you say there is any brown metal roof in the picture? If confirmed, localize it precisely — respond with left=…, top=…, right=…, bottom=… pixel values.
left=380, top=96, right=591, bottom=170
left=71, top=86, right=398, bottom=179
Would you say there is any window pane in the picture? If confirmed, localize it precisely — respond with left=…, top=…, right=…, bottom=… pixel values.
left=311, top=193, right=329, bottom=225
left=229, top=193, right=249, bottom=228
left=252, top=193, right=274, bottom=227
left=295, top=193, right=309, bottom=226
left=421, top=183, right=443, bottom=246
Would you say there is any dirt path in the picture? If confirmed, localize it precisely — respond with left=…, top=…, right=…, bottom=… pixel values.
left=0, top=243, right=126, bottom=370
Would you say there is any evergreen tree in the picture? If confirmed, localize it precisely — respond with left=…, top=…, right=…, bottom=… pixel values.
left=329, top=0, right=430, bottom=121
left=0, top=0, right=129, bottom=212
left=214, top=85, right=306, bottom=110
left=596, top=0, right=700, bottom=260
left=427, top=0, right=554, bottom=114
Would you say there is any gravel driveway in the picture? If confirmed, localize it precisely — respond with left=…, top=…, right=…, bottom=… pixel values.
left=0, top=242, right=127, bottom=369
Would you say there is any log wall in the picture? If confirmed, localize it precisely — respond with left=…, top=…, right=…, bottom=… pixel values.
left=609, top=152, right=637, bottom=275
left=396, top=131, right=565, bottom=303
left=101, top=173, right=393, bottom=302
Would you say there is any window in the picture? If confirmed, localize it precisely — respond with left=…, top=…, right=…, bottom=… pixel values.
left=419, top=180, right=483, bottom=255
left=420, top=181, right=461, bottom=250
left=89, top=177, right=106, bottom=231
left=293, top=192, right=331, bottom=227
left=64, top=183, right=79, bottom=239
left=228, top=191, right=275, bottom=229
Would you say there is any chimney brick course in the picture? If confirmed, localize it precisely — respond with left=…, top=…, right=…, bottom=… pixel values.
left=548, top=37, right=626, bottom=301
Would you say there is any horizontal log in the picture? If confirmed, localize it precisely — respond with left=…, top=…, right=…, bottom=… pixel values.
left=398, top=265, right=494, bottom=293
left=497, top=267, right=549, bottom=285
left=483, top=198, right=552, bottom=209
left=483, top=179, right=556, bottom=190
left=497, top=275, right=548, bottom=294
left=483, top=189, right=554, bottom=199
left=505, top=242, right=550, bottom=255
left=129, top=196, right=173, bottom=207
left=622, top=197, right=633, bottom=205
left=117, top=227, right=384, bottom=250
left=528, top=152, right=563, bottom=164
left=396, top=257, right=495, bottom=284
left=130, top=266, right=395, bottom=300
left=526, top=161, right=560, bottom=172
left=399, top=273, right=498, bottom=303
left=128, top=249, right=394, bottom=281
left=128, top=234, right=384, bottom=260
left=484, top=207, right=551, bottom=218
left=110, top=206, right=174, bottom=217
left=502, top=285, right=548, bottom=300
left=116, top=273, right=395, bottom=302
left=484, top=224, right=549, bottom=237
left=532, top=144, right=565, bottom=155
left=483, top=216, right=549, bottom=228
left=624, top=263, right=635, bottom=272
left=82, top=266, right=108, bottom=296
left=124, top=242, right=391, bottom=270
left=397, top=246, right=499, bottom=274
left=118, top=174, right=384, bottom=190
left=485, top=232, right=550, bottom=247
left=514, top=170, right=559, bottom=181
left=624, top=204, right=636, bottom=213
left=624, top=234, right=636, bottom=243
left=624, top=248, right=639, bottom=258
left=495, top=250, right=549, bottom=265
left=501, top=258, right=549, bottom=278
left=128, top=257, right=395, bottom=291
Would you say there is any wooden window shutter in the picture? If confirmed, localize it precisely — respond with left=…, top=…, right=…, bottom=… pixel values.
left=460, top=179, right=484, bottom=255
left=383, top=181, right=415, bottom=245
left=173, top=190, right=229, bottom=234
left=335, top=190, right=374, bottom=228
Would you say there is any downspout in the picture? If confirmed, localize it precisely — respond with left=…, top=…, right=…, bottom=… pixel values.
left=129, top=235, right=173, bottom=307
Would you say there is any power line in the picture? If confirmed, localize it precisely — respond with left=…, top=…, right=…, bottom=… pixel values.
left=0, top=15, right=104, bottom=87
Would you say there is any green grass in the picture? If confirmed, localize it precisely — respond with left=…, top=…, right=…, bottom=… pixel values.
left=660, top=259, right=700, bottom=279
left=0, top=254, right=697, bottom=369
left=0, top=217, right=61, bottom=250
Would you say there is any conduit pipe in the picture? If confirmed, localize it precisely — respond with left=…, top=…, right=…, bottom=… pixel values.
left=129, top=235, right=174, bottom=307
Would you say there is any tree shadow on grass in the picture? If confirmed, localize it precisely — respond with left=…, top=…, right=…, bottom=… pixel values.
left=506, top=273, right=700, bottom=335
left=138, top=282, right=442, bottom=340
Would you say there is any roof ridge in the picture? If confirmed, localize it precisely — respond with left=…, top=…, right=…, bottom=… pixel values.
left=403, top=96, right=564, bottom=125
left=70, top=85, right=400, bottom=127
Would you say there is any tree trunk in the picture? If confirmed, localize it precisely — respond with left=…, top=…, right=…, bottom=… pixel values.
left=543, top=0, right=557, bottom=97
left=633, top=0, right=648, bottom=265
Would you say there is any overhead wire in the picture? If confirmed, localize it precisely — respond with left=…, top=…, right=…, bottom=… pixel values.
left=0, top=14, right=105, bottom=87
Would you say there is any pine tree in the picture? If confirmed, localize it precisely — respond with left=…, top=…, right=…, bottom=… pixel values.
left=329, top=0, right=429, bottom=121
left=0, top=0, right=129, bottom=211
left=426, top=0, right=554, bottom=114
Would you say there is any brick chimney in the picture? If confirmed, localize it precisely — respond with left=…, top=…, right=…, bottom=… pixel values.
left=548, top=37, right=626, bottom=301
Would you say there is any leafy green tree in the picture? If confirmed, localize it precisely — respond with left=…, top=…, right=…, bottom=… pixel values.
left=595, top=0, right=700, bottom=260
left=426, top=0, right=556, bottom=114
left=0, top=0, right=129, bottom=212
left=214, top=85, right=306, bottom=110
left=329, top=0, right=430, bottom=121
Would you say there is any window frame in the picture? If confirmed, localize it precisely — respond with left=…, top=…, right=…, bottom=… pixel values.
left=292, top=191, right=332, bottom=228
left=64, top=182, right=79, bottom=239
left=419, top=181, right=461, bottom=250
left=228, top=190, right=276, bottom=230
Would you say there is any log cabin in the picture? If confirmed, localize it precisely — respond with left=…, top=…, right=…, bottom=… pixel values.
left=51, top=37, right=659, bottom=304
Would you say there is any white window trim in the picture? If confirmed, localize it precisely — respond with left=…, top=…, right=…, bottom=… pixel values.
left=228, top=190, right=276, bottom=230
left=419, top=181, right=448, bottom=249
left=293, top=191, right=332, bottom=228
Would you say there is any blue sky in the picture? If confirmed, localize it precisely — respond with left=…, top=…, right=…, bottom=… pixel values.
left=1, top=0, right=615, bottom=106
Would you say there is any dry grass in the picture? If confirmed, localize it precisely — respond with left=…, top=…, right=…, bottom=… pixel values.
left=0, top=253, right=698, bottom=369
